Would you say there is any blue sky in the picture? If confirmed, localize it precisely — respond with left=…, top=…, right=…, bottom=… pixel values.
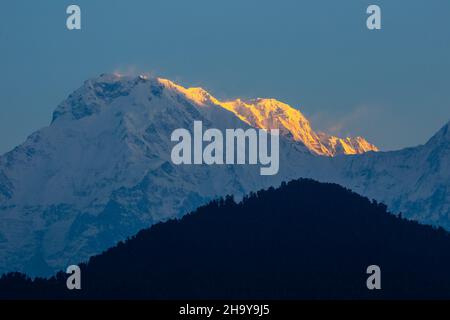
left=0, top=0, right=449, bottom=153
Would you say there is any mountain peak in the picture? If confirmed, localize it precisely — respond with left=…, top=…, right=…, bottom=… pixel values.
left=51, top=73, right=156, bottom=122
left=157, top=78, right=220, bottom=106
left=427, top=121, right=450, bottom=145
left=50, top=73, right=378, bottom=156
left=220, top=97, right=378, bottom=156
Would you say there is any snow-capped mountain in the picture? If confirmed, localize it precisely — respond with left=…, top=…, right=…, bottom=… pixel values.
left=324, top=120, right=450, bottom=228
left=0, top=73, right=448, bottom=276
left=220, top=98, right=378, bottom=156
left=0, top=74, right=303, bottom=276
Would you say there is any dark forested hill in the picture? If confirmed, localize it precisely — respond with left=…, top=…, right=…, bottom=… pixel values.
left=1, top=179, right=450, bottom=299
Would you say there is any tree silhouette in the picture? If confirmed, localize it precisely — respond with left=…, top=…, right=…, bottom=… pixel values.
left=1, top=178, right=450, bottom=299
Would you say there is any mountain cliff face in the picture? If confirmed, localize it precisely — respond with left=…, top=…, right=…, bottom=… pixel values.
left=0, top=73, right=448, bottom=276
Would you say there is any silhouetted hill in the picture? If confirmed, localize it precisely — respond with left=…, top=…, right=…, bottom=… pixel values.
left=1, top=179, right=450, bottom=299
